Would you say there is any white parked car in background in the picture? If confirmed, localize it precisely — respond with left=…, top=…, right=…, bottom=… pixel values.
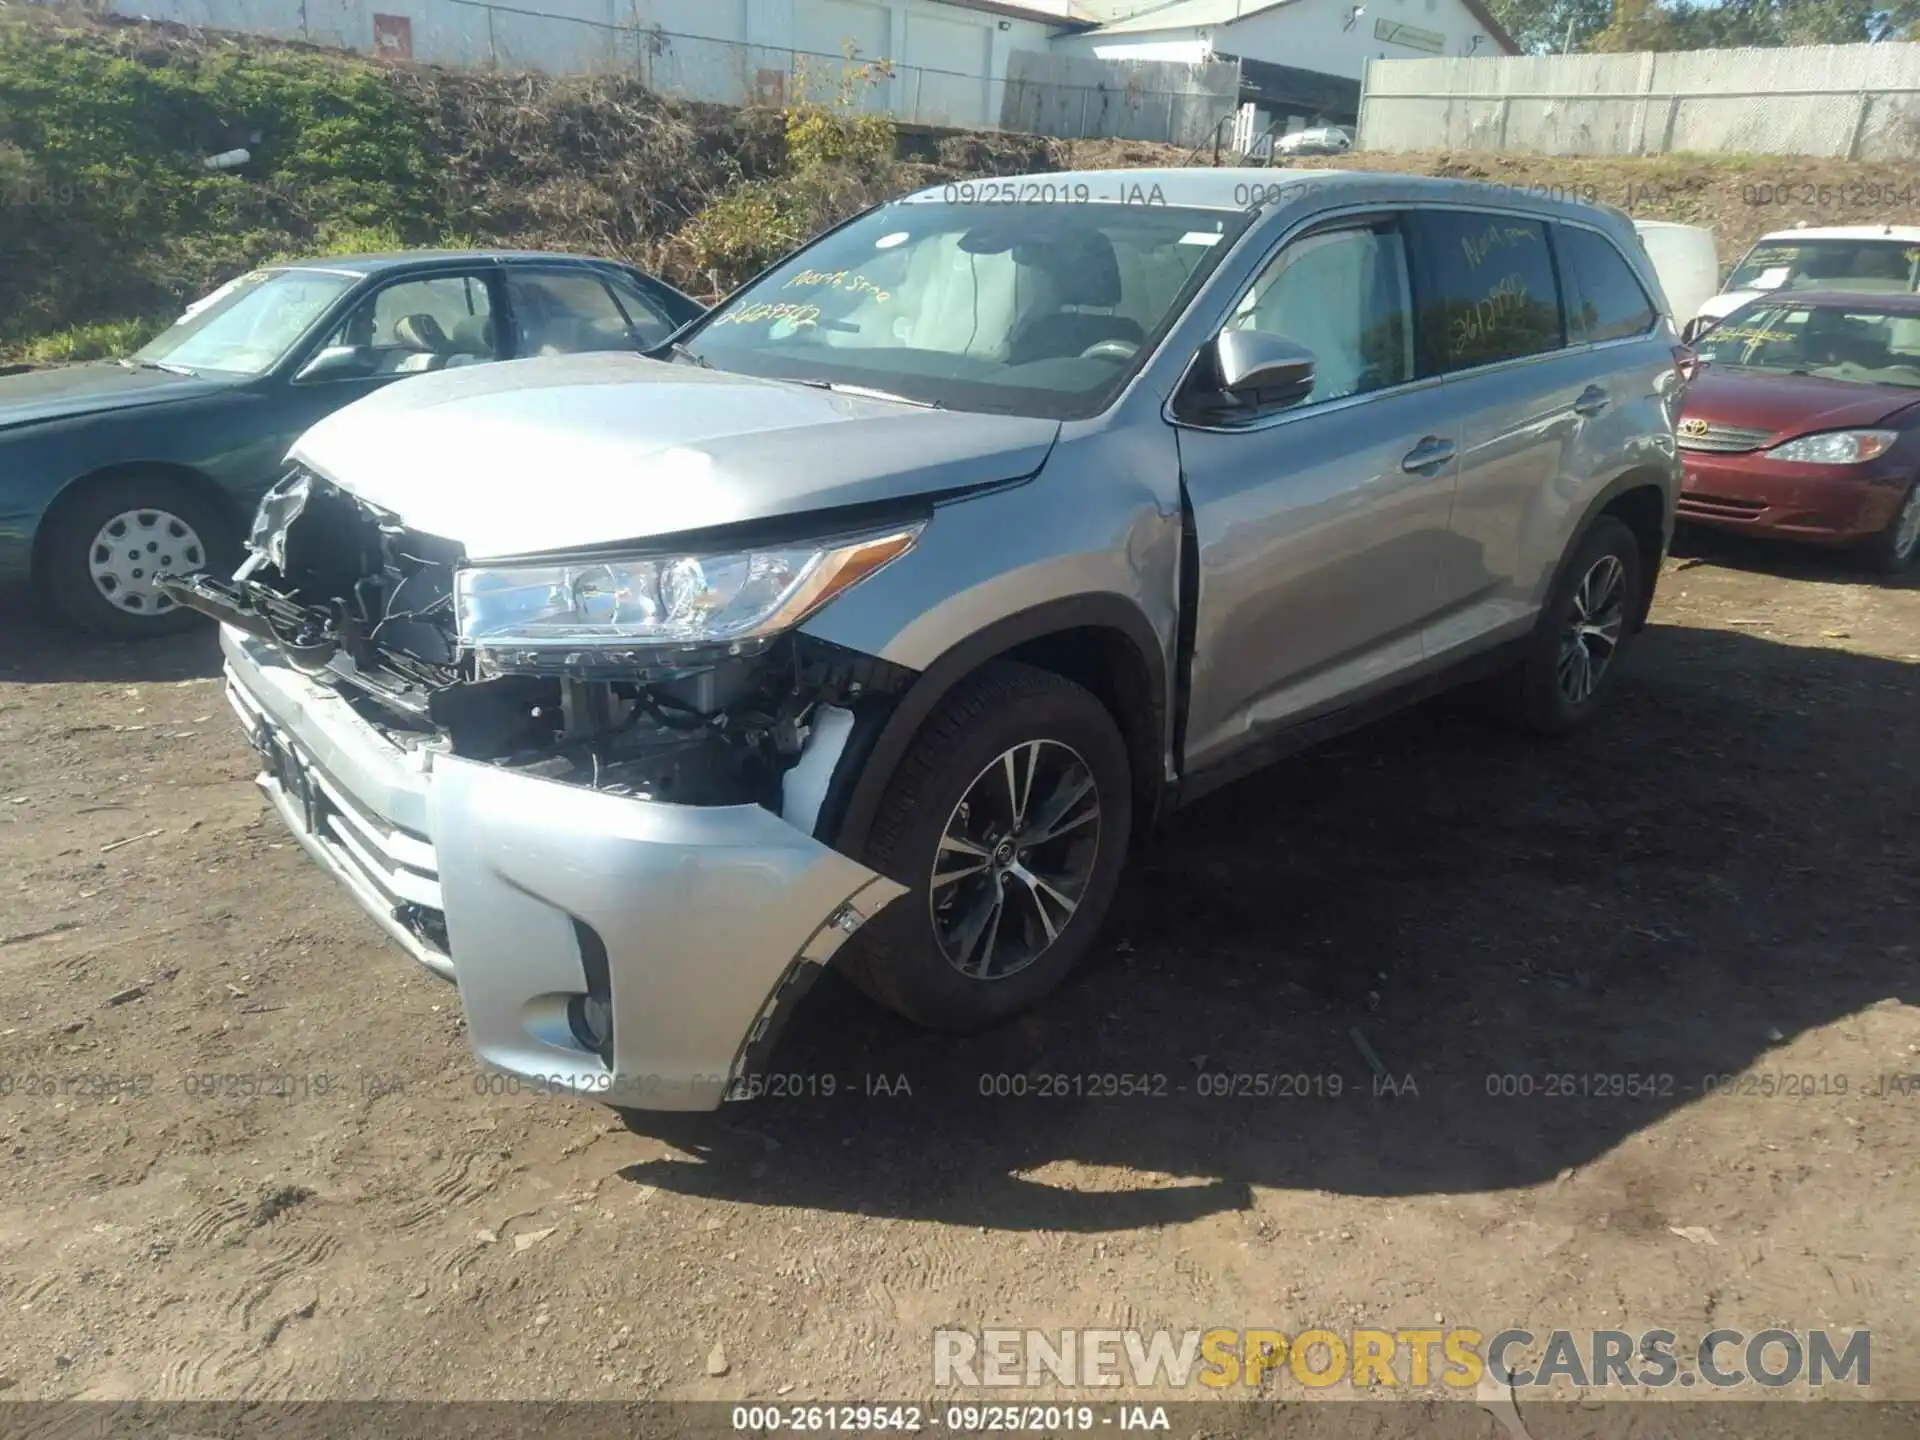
left=1272, top=125, right=1353, bottom=157
left=1689, top=224, right=1920, bottom=338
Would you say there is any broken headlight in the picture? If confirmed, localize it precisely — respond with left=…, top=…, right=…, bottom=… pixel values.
left=453, top=526, right=920, bottom=673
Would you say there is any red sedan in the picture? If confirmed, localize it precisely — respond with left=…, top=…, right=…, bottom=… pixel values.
left=1678, top=291, right=1920, bottom=572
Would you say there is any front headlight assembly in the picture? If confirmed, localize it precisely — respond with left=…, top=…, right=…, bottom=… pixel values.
left=1764, top=429, right=1897, bottom=465
left=453, top=525, right=921, bottom=675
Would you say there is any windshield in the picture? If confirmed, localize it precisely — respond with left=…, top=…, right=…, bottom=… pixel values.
left=134, top=269, right=357, bottom=376
left=1696, top=301, right=1920, bottom=387
left=1725, top=238, right=1920, bottom=297
left=678, top=201, right=1250, bottom=419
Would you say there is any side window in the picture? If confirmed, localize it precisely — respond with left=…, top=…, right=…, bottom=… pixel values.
left=1225, top=223, right=1415, bottom=404
left=506, top=270, right=648, bottom=356
left=1410, top=211, right=1562, bottom=374
left=319, top=274, right=495, bottom=376
left=1559, top=226, right=1656, bottom=343
left=605, top=274, right=682, bottom=347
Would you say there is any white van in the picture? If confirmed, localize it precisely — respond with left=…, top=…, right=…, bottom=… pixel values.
left=1633, top=220, right=1718, bottom=335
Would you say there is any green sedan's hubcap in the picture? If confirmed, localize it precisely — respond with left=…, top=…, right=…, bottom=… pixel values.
left=88, top=508, right=205, bottom=615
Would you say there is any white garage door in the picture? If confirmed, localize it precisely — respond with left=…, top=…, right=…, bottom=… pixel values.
left=795, top=0, right=894, bottom=111
left=905, top=10, right=992, bottom=128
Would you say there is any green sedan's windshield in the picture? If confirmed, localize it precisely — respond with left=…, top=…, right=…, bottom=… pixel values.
left=678, top=200, right=1249, bottom=419
left=134, top=269, right=356, bottom=376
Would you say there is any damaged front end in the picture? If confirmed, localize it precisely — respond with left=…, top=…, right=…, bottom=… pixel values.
left=168, top=469, right=917, bottom=1110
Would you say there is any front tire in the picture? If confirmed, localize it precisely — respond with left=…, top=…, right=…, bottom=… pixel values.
left=39, top=472, right=237, bottom=638
left=839, top=662, right=1133, bottom=1031
left=1505, top=514, right=1644, bottom=735
left=1861, top=481, right=1920, bottom=575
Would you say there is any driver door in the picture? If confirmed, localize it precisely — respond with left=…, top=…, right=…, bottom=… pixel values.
left=1172, top=215, right=1464, bottom=776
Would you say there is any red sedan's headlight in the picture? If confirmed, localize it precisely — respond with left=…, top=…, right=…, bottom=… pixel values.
left=1763, top=430, right=1898, bottom=465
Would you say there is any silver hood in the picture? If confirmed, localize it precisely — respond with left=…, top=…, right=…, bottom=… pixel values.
left=289, top=353, right=1060, bottom=559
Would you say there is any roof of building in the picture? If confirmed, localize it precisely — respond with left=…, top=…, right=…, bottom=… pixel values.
left=1089, top=0, right=1292, bottom=33
left=933, top=0, right=1094, bottom=25
left=1086, top=0, right=1517, bottom=54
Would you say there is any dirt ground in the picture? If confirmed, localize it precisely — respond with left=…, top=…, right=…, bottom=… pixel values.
left=0, top=530, right=1915, bottom=1413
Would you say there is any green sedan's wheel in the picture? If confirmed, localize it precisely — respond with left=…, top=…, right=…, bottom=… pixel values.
left=39, top=473, right=237, bottom=638
left=87, top=508, right=207, bottom=619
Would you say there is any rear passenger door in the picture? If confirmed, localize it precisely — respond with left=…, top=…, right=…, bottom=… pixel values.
left=1408, top=209, right=1614, bottom=657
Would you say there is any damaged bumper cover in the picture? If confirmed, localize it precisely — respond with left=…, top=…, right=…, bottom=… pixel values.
left=222, top=627, right=904, bottom=1111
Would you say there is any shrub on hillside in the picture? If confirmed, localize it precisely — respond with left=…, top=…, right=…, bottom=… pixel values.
left=0, top=19, right=447, bottom=346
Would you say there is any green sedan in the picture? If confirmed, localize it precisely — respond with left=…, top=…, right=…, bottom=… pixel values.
left=0, top=250, right=704, bottom=636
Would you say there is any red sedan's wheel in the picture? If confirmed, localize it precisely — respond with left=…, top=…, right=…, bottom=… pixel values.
left=1863, top=482, right=1920, bottom=575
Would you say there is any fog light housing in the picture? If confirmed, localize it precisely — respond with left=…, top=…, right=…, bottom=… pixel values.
left=568, top=993, right=613, bottom=1057
left=567, top=920, right=615, bottom=1065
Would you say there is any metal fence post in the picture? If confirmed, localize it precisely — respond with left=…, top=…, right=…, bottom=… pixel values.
left=1847, top=89, right=1872, bottom=159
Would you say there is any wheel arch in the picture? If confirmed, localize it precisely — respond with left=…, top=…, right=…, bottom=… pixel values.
left=819, top=595, right=1171, bottom=861
left=30, top=460, right=243, bottom=591
left=1564, top=468, right=1673, bottom=633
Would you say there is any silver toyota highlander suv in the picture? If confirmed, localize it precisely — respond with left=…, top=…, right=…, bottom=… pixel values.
left=166, top=169, right=1687, bottom=1111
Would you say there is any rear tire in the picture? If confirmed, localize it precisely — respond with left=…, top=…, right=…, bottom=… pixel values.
left=1861, top=481, right=1920, bottom=575
left=838, top=662, right=1133, bottom=1031
left=1504, top=515, right=1644, bottom=736
left=38, top=472, right=236, bottom=638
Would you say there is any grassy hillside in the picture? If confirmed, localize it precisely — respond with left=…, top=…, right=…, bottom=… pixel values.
left=4, top=5, right=1917, bottom=360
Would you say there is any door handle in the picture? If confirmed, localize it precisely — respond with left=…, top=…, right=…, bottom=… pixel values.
left=1400, top=436, right=1456, bottom=476
left=1573, top=385, right=1610, bottom=417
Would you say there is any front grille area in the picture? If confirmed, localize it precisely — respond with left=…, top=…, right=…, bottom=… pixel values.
left=1677, top=492, right=1769, bottom=521
left=226, top=676, right=450, bottom=965
left=1677, top=421, right=1775, bottom=454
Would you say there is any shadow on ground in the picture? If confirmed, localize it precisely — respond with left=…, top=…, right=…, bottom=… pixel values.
left=1669, top=523, right=1919, bottom=590
left=621, top=622, right=1919, bottom=1230
left=0, top=608, right=224, bottom=684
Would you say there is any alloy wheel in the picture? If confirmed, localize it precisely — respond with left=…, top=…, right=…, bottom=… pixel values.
left=1557, top=552, right=1627, bottom=706
left=88, top=508, right=205, bottom=615
left=930, top=739, right=1102, bottom=981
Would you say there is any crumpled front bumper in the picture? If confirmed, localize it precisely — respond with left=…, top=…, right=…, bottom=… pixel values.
left=221, top=628, right=904, bottom=1111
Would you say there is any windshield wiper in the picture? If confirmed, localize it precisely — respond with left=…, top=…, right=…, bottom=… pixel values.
left=789, top=378, right=942, bottom=409
left=117, top=357, right=196, bottom=376
left=664, top=341, right=712, bottom=369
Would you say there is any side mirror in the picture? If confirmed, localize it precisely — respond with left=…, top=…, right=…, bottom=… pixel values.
left=1214, top=329, right=1317, bottom=409
left=295, top=344, right=372, bottom=382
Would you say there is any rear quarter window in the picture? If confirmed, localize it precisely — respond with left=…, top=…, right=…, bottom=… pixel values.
left=1409, top=210, right=1563, bottom=374
left=1559, top=226, right=1657, bottom=343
